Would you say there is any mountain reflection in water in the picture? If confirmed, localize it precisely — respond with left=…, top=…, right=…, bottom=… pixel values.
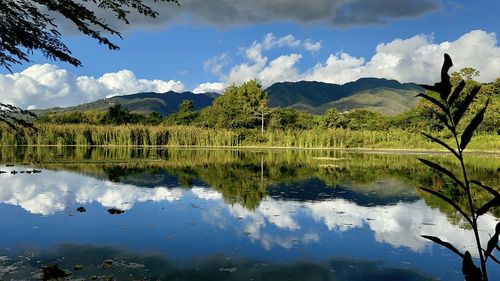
left=0, top=147, right=498, bottom=280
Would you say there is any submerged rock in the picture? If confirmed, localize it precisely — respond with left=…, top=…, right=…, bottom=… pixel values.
left=41, top=263, right=72, bottom=280
left=107, top=208, right=125, bottom=215
left=102, top=259, right=113, bottom=268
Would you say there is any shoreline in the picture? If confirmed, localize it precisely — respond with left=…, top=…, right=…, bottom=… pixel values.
left=2, top=144, right=499, bottom=157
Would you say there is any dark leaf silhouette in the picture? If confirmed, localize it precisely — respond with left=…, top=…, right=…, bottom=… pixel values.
left=418, top=158, right=465, bottom=190
left=421, top=235, right=464, bottom=258
left=420, top=187, right=472, bottom=224
left=490, top=255, right=500, bottom=265
left=462, top=251, right=483, bottom=281
left=476, top=196, right=500, bottom=216
left=453, top=86, right=481, bottom=126
left=416, top=93, right=448, bottom=113
left=460, top=99, right=489, bottom=150
left=422, top=133, right=459, bottom=158
left=470, top=180, right=500, bottom=198
left=484, top=223, right=500, bottom=259
left=448, top=80, right=466, bottom=106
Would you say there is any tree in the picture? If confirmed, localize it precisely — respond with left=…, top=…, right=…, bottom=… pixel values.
left=179, top=100, right=194, bottom=114
left=0, top=0, right=179, bottom=71
left=199, top=80, right=268, bottom=129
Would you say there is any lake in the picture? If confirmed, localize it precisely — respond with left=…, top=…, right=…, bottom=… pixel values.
left=0, top=147, right=498, bottom=280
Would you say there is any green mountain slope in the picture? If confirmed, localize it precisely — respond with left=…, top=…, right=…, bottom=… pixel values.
left=35, top=91, right=215, bottom=116
left=267, top=78, right=422, bottom=115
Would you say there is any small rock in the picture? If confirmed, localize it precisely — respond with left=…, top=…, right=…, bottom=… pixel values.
left=76, top=207, right=86, bottom=213
left=42, top=263, right=72, bottom=280
left=102, top=259, right=113, bottom=268
left=74, top=264, right=83, bottom=271
left=107, top=208, right=124, bottom=215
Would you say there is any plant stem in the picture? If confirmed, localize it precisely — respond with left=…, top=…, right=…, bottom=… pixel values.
left=453, top=131, right=488, bottom=281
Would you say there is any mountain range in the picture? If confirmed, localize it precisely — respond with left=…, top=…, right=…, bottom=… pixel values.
left=35, top=78, right=423, bottom=116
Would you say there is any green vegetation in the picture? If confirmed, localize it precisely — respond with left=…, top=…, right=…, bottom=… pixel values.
left=0, top=75, right=498, bottom=150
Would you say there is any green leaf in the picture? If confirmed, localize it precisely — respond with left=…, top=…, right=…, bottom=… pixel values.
left=420, top=187, right=472, bottom=225
left=460, top=99, right=489, bottom=150
left=452, top=86, right=481, bottom=126
left=422, top=133, right=459, bottom=158
left=476, top=196, right=500, bottom=216
left=462, top=251, right=483, bottom=281
left=416, top=93, right=448, bottom=113
left=421, top=235, right=464, bottom=258
left=485, top=222, right=500, bottom=259
left=448, top=80, right=466, bottom=106
left=418, top=158, right=465, bottom=190
left=470, top=180, right=500, bottom=198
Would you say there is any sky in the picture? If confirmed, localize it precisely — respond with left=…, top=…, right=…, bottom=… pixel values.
left=0, top=0, right=499, bottom=109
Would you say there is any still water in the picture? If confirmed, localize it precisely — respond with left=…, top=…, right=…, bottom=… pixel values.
left=0, top=147, right=498, bottom=280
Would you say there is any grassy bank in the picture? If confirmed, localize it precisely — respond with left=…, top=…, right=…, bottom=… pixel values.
left=0, top=124, right=498, bottom=151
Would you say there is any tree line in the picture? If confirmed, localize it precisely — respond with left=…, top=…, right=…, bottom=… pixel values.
left=38, top=75, right=499, bottom=136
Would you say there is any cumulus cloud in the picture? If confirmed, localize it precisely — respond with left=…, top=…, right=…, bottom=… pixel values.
left=0, top=64, right=185, bottom=109
left=195, top=29, right=500, bottom=91
left=80, top=0, right=441, bottom=31
left=200, top=33, right=317, bottom=90
left=192, top=82, right=225, bottom=93
left=304, top=30, right=500, bottom=84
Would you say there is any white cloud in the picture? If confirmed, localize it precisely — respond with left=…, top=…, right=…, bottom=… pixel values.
left=0, top=64, right=185, bottom=109
left=196, top=30, right=500, bottom=92
left=0, top=167, right=184, bottom=215
left=198, top=33, right=316, bottom=90
left=305, top=30, right=500, bottom=84
left=192, top=82, right=225, bottom=94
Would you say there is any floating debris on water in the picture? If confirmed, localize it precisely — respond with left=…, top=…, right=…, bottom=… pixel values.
left=77, top=207, right=86, bottom=213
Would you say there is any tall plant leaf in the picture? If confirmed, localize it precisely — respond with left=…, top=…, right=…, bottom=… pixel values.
left=476, top=196, right=500, bottom=216
left=422, top=132, right=459, bottom=158
left=416, top=93, right=448, bottom=113
left=418, top=158, right=465, bottom=190
left=453, top=86, right=481, bottom=126
left=420, top=187, right=472, bottom=224
left=421, top=235, right=464, bottom=258
left=485, top=223, right=500, bottom=259
left=448, top=80, right=466, bottom=106
left=470, top=180, right=500, bottom=198
left=462, top=251, right=483, bottom=281
left=460, top=99, right=489, bottom=150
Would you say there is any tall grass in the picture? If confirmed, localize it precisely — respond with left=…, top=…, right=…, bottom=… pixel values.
left=0, top=123, right=498, bottom=151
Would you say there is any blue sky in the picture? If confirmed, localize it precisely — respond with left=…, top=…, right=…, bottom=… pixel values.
left=1, top=0, right=499, bottom=109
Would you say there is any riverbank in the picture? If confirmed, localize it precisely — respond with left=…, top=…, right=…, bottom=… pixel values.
left=1, top=124, right=498, bottom=152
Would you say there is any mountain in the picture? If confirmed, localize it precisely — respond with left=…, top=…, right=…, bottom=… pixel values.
left=34, top=78, right=422, bottom=117
left=266, top=78, right=422, bottom=115
left=35, top=91, right=214, bottom=116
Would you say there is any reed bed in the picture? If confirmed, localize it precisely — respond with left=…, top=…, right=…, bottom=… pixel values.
left=0, top=124, right=498, bottom=151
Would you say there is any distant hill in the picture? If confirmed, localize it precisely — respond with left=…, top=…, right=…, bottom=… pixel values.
left=33, top=78, right=422, bottom=117
left=266, top=78, right=422, bottom=115
left=35, top=91, right=215, bottom=116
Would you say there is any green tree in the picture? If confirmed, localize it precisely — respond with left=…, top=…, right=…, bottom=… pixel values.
left=343, top=109, right=386, bottom=130
left=179, top=100, right=194, bottom=114
left=0, top=0, right=179, bottom=71
left=199, top=80, right=268, bottom=129
left=321, top=108, right=344, bottom=129
left=165, top=100, right=198, bottom=125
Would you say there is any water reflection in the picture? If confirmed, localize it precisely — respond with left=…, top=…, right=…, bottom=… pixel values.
left=0, top=244, right=430, bottom=281
left=0, top=147, right=499, bottom=280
